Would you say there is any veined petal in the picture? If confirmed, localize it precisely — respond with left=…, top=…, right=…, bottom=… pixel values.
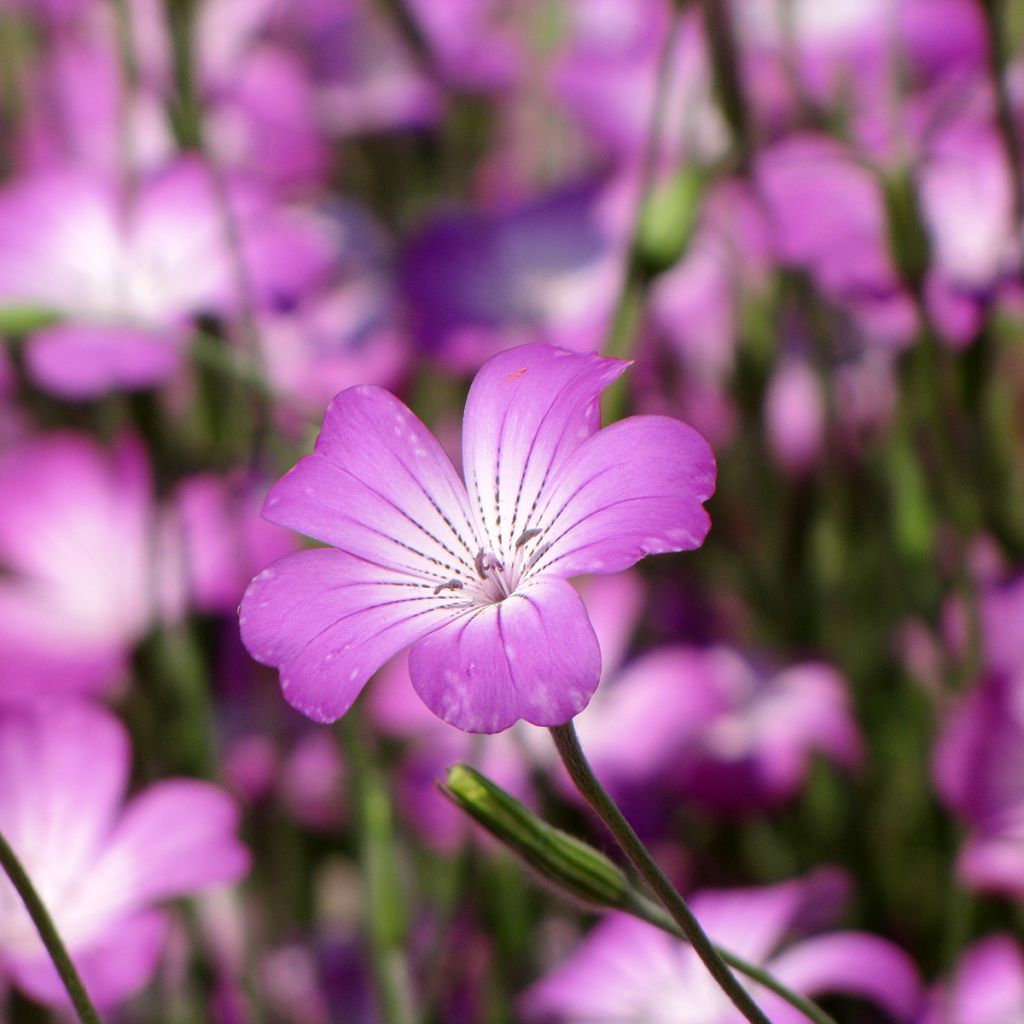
left=408, top=574, right=601, bottom=733
left=461, top=345, right=627, bottom=555
left=527, top=415, right=715, bottom=578
left=263, top=386, right=480, bottom=584
left=240, top=548, right=468, bottom=722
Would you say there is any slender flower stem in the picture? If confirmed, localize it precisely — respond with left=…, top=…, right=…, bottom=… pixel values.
left=549, top=722, right=772, bottom=1024
left=626, top=894, right=838, bottom=1024
left=0, top=830, right=103, bottom=1024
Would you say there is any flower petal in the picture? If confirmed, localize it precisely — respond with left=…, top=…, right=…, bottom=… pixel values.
left=240, top=548, right=466, bottom=722
left=87, top=780, right=249, bottom=917
left=263, top=386, right=480, bottom=585
left=26, top=324, right=183, bottom=397
left=0, top=704, right=129, bottom=906
left=528, top=415, right=715, bottom=577
left=408, top=574, right=601, bottom=732
left=460, top=345, right=628, bottom=555
left=769, top=932, right=923, bottom=1022
left=5, top=910, right=167, bottom=1011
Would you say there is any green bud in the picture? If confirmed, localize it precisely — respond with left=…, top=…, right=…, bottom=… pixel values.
left=634, top=167, right=705, bottom=278
left=0, top=305, right=61, bottom=335
left=440, top=763, right=629, bottom=908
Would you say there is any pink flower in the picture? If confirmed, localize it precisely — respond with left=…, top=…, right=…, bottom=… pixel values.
left=0, top=433, right=182, bottom=703
left=922, top=935, right=1024, bottom=1024
left=0, top=158, right=331, bottom=397
left=240, top=344, right=715, bottom=732
left=521, top=871, right=922, bottom=1023
left=0, top=703, right=249, bottom=1009
left=933, top=671, right=1024, bottom=897
left=569, top=645, right=862, bottom=814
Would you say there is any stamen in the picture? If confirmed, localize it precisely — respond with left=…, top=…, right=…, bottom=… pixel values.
left=515, top=528, right=541, bottom=549
left=474, top=550, right=503, bottom=579
left=433, top=579, right=465, bottom=595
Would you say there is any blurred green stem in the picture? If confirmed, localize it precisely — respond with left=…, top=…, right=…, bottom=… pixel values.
left=549, top=723, right=772, bottom=1024
left=0, top=830, right=103, bottom=1024
left=601, top=0, right=685, bottom=415
left=339, top=711, right=417, bottom=1024
left=979, top=0, right=1024, bottom=231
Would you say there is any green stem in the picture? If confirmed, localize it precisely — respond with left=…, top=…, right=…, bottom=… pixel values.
left=549, top=723, right=772, bottom=1024
left=339, top=713, right=417, bottom=1024
left=0, top=830, right=103, bottom=1024
left=626, top=894, right=838, bottom=1024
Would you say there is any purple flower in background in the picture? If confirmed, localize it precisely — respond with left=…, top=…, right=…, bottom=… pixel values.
left=922, top=935, right=1024, bottom=1024
left=552, top=0, right=727, bottom=171
left=522, top=870, right=922, bottom=1023
left=933, top=671, right=1024, bottom=897
left=572, top=645, right=862, bottom=814
left=172, top=472, right=297, bottom=617
left=399, top=177, right=631, bottom=369
left=755, top=134, right=919, bottom=347
left=0, top=702, right=249, bottom=1009
left=0, top=433, right=182, bottom=703
left=240, top=344, right=715, bottom=732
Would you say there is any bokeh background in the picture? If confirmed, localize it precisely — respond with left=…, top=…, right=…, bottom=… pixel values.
left=2, top=0, right=1024, bottom=1021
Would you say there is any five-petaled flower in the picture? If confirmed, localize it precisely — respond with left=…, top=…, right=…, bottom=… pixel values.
left=239, top=344, right=715, bottom=732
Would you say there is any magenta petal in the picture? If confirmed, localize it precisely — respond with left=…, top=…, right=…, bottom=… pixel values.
left=90, top=780, right=249, bottom=913
left=240, top=548, right=464, bottom=722
left=770, top=932, right=923, bottom=1021
left=263, top=386, right=480, bottom=584
left=531, top=415, right=716, bottom=577
left=0, top=704, right=129, bottom=883
left=409, top=574, right=601, bottom=732
left=6, top=910, right=168, bottom=1011
left=461, top=344, right=628, bottom=555
left=26, top=324, right=183, bottom=397
left=929, top=936, right=1024, bottom=1024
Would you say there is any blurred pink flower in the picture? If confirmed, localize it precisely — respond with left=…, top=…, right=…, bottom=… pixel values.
left=522, top=870, right=921, bottom=1023
left=763, top=358, right=826, bottom=475
left=573, top=646, right=862, bottom=813
left=0, top=158, right=332, bottom=397
left=171, top=472, right=297, bottom=617
left=551, top=0, right=728, bottom=171
left=288, top=0, right=441, bottom=137
left=0, top=433, right=182, bottom=703
left=0, top=702, right=249, bottom=1009
left=921, top=935, right=1024, bottom=1024
left=240, top=344, right=715, bottom=732
left=933, top=671, right=1024, bottom=898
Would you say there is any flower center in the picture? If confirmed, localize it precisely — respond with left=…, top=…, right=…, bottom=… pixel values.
left=428, top=529, right=549, bottom=609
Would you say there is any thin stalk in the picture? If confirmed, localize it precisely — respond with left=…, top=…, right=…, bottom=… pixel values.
left=549, top=723, right=772, bottom=1024
left=626, top=894, right=838, bottom=1024
left=339, top=712, right=417, bottom=1024
left=0, top=830, right=103, bottom=1024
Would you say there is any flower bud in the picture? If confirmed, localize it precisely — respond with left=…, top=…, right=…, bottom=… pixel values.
left=440, top=764, right=629, bottom=908
left=634, top=168, right=705, bottom=278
